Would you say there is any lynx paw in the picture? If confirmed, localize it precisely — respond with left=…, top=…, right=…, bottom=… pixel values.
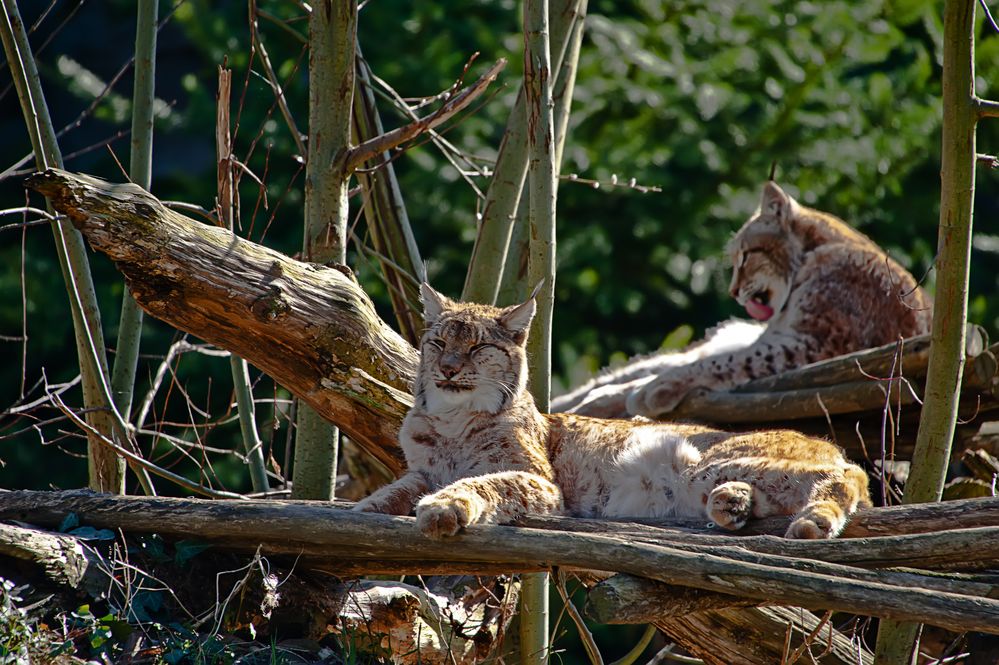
left=785, top=505, right=843, bottom=539
left=626, top=377, right=689, bottom=418
left=353, top=495, right=389, bottom=513
left=568, top=385, right=629, bottom=418
left=415, top=494, right=479, bottom=539
left=708, top=481, right=754, bottom=531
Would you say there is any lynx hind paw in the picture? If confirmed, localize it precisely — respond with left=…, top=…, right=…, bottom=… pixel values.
left=626, top=378, right=688, bottom=418
left=785, top=506, right=844, bottom=539
left=708, top=481, right=754, bottom=531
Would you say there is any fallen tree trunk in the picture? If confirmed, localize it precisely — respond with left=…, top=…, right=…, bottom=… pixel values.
left=26, top=169, right=414, bottom=475
left=2, top=490, right=998, bottom=635
left=0, top=520, right=512, bottom=665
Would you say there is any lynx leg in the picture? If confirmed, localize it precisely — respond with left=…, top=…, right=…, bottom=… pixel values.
left=707, top=481, right=754, bottom=531
left=416, top=471, right=563, bottom=539
left=785, top=467, right=871, bottom=539
left=353, top=471, right=429, bottom=516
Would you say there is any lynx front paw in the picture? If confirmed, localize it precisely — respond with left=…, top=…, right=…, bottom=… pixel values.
left=708, top=481, right=754, bottom=531
left=415, top=494, right=480, bottom=539
left=626, top=377, right=689, bottom=418
left=353, top=495, right=390, bottom=513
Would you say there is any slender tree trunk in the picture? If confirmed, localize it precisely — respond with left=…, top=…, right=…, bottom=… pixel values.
left=875, top=0, right=979, bottom=661
left=0, top=0, right=124, bottom=492
left=292, top=0, right=357, bottom=500
left=462, top=0, right=583, bottom=305
left=110, top=0, right=157, bottom=425
left=522, top=0, right=558, bottom=662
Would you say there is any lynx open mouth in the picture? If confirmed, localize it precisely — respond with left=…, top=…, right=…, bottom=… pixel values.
left=745, top=292, right=775, bottom=321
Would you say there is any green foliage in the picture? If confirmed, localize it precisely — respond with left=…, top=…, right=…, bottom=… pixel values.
left=0, top=578, right=33, bottom=664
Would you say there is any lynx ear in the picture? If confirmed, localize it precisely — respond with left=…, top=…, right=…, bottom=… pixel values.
left=761, top=181, right=793, bottom=229
left=420, top=282, right=451, bottom=324
left=498, top=297, right=537, bottom=343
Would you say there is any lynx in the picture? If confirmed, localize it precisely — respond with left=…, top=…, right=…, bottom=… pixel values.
left=553, top=181, right=932, bottom=419
left=353, top=284, right=871, bottom=540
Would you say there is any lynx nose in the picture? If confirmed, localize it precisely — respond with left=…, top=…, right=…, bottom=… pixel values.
left=440, top=354, right=463, bottom=379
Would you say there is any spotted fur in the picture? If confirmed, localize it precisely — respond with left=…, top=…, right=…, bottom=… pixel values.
left=554, top=181, right=932, bottom=419
left=354, top=285, right=872, bottom=539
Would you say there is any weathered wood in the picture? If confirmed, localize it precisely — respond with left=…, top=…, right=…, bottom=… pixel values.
left=656, top=606, right=874, bottom=665
left=670, top=349, right=997, bottom=424
left=26, top=168, right=414, bottom=475
left=333, top=576, right=516, bottom=665
left=0, top=522, right=109, bottom=597
left=2, top=490, right=998, bottom=635
left=588, top=568, right=999, bottom=624
left=586, top=577, right=876, bottom=664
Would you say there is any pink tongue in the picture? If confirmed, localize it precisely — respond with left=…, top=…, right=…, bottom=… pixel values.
left=745, top=299, right=774, bottom=321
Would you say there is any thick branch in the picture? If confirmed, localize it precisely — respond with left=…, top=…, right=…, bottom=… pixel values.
left=3, top=490, right=999, bottom=635
left=26, top=169, right=415, bottom=475
left=344, top=58, right=507, bottom=173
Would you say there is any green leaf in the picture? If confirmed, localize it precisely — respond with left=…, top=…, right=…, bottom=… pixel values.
left=68, top=526, right=116, bottom=541
left=58, top=513, right=79, bottom=533
left=173, top=540, right=212, bottom=566
left=125, top=590, right=163, bottom=624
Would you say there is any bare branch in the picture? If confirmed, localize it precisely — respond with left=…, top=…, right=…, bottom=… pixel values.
left=344, top=57, right=507, bottom=173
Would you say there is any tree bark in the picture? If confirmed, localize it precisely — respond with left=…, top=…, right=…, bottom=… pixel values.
left=26, top=168, right=414, bottom=476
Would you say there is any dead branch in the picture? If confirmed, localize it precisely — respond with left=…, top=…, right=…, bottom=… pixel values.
left=344, top=58, right=507, bottom=173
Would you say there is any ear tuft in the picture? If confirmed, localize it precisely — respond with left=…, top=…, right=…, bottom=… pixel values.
left=498, top=297, right=536, bottom=342
left=420, top=282, right=450, bottom=324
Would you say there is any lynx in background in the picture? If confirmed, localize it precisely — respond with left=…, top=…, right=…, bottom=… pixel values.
left=555, top=181, right=932, bottom=418
left=354, top=284, right=871, bottom=540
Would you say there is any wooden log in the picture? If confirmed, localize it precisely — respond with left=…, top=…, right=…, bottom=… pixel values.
left=656, top=606, right=874, bottom=665
left=0, top=522, right=109, bottom=597
left=586, top=577, right=876, bottom=665
left=332, top=576, right=516, bottom=665
left=25, top=168, right=415, bottom=475
left=733, top=325, right=986, bottom=394
left=2, top=490, right=998, bottom=635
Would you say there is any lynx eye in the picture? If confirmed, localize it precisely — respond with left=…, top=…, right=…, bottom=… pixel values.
left=470, top=343, right=496, bottom=355
left=424, top=338, right=445, bottom=351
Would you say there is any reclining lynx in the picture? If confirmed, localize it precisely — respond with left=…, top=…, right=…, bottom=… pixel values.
left=554, top=181, right=932, bottom=418
left=354, top=284, right=871, bottom=539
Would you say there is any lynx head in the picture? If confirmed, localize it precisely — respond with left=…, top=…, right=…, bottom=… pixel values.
left=726, top=182, right=804, bottom=321
left=415, top=283, right=536, bottom=413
